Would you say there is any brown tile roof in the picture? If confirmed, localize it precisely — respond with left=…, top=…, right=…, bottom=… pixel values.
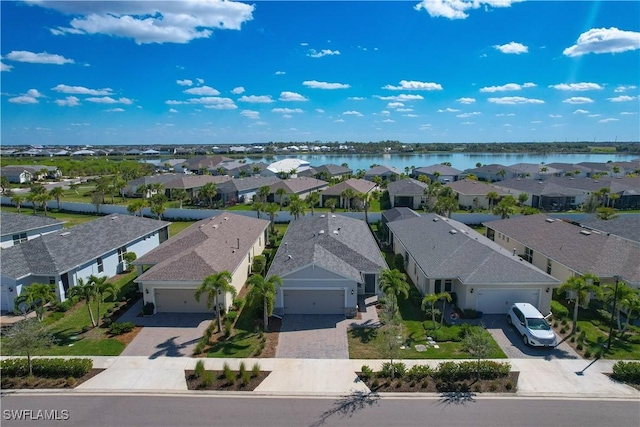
left=135, top=213, right=268, bottom=282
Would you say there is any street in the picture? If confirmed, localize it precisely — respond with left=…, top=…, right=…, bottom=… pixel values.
left=1, top=393, right=638, bottom=427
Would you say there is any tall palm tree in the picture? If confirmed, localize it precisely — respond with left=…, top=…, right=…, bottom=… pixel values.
left=246, top=274, right=283, bottom=332
left=275, top=188, right=287, bottom=208
left=11, top=194, right=24, bottom=213
left=171, top=188, right=189, bottom=209
left=195, top=271, right=236, bottom=333
left=0, top=175, right=9, bottom=195
left=35, top=192, right=50, bottom=216
left=252, top=201, right=264, bottom=218
left=89, top=275, right=116, bottom=326
left=557, top=273, right=601, bottom=334
left=341, top=188, right=355, bottom=211
left=325, top=198, right=337, bottom=213
left=14, top=283, right=57, bottom=322
left=620, top=292, right=640, bottom=335
left=69, top=278, right=98, bottom=327
left=265, top=202, right=280, bottom=233
left=493, top=195, right=517, bottom=219
left=517, top=193, right=529, bottom=207
left=26, top=192, right=39, bottom=215
left=127, top=199, right=146, bottom=217
left=424, top=181, right=441, bottom=212
left=379, top=268, right=409, bottom=318
left=421, top=294, right=440, bottom=327
left=496, top=169, right=507, bottom=181
left=112, top=176, right=127, bottom=201
left=603, top=281, right=636, bottom=331
left=199, top=182, right=217, bottom=208
left=485, top=191, right=500, bottom=211
left=49, top=187, right=65, bottom=211
left=438, top=292, right=452, bottom=327
left=288, top=194, right=306, bottom=220
left=149, top=194, right=167, bottom=220
left=306, top=191, right=320, bottom=216
left=434, top=195, right=458, bottom=218
left=258, top=185, right=271, bottom=203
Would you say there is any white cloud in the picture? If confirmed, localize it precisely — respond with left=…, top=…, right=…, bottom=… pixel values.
left=279, top=91, right=308, bottom=102
left=382, top=80, right=443, bottom=91
left=184, top=86, right=220, bottom=96
left=573, top=109, right=590, bottom=114
left=86, top=96, right=133, bottom=104
left=5, top=50, right=74, bottom=64
left=488, top=96, right=544, bottom=104
left=564, top=27, right=640, bottom=57
left=300, top=42, right=309, bottom=46
left=272, top=108, right=303, bottom=114
left=188, top=97, right=236, bottom=109
left=9, top=89, right=44, bottom=104
left=456, top=112, right=481, bottom=118
left=231, top=86, right=245, bottom=95
left=562, top=97, right=594, bottom=104
left=404, top=113, right=419, bottom=117
left=315, top=109, right=325, bottom=113
left=608, top=95, right=639, bottom=102
left=240, top=109, right=260, bottom=119
left=493, top=41, right=529, bottom=54
left=614, top=85, right=637, bottom=93
left=334, top=119, right=345, bottom=123
left=531, top=120, right=542, bottom=124
left=588, top=114, right=602, bottom=117
left=196, top=78, right=204, bottom=85
left=549, top=114, right=562, bottom=118
left=382, top=119, right=395, bottom=123
left=375, top=94, right=424, bottom=102
left=414, top=0, right=522, bottom=20
left=621, top=112, right=638, bottom=115
left=387, top=102, right=404, bottom=109
left=275, top=71, right=286, bottom=75
left=438, top=107, right=460, bottom=113
left=177, top=79, right=193, bottom=86
left=549, top=82, right=603, bottom=91
left=396, top=108, right=413, bottom=112
left=303, top=80, right=350, bottom=89
left=457, top=97, right=476, bottom=104
left=41, top=1, right=255, bottom=44
left=343, top=110, right=363, bottom=117
left=495, top=113, right=516, bottom=116
left=480, top=82, right=536, bottom=93
left=55, top=96, right=80, bottom=107
left=348, top=96, right=366, bottom=100
left=1, top=61, right=13, bottom=72
left=105, top=108, right=125, bottom=112
left=238, top=95, right=274, bottom=103
left=599, top=118, right=619, bottom=123
left=52, top=84, right=112, bottom=95
left=380, top=111, right=390, bottom=116
left=307, top=49, right=340, bottom=58
left=461, top=121, right=475, bottom=125
left=169, top=108, right=178, bottom=113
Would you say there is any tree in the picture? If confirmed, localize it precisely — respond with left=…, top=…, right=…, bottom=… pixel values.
left=89, top=275, right=116, bottom=327
left=246, top=274, right=282, bottom=332
left=49, top=187, right=65, bottom=211
left=199, top=182, right=217, bottom=208
left=91, top=191, right=103, bottom=214
left=596, top=207, right=619, bottom=220
left=288, top=194, right=306, bottom=220
left=149, top=194, right=167, bottom=220
left=258, top=185, right=271, bottom=203
left=112, top=176, right=127, bottom=201
left=438, top=292, right=452, bottom=327
left=557, top=273, right=601, bottom=335
left=4, top=319, right=55, bottom=376
left=123, top=251, right=137, bottom=272
left=620, top=291, right=640, bottom=335
left=14, top=283, right=57, bottom=322
left=485, top=191, right=500, bottom=211
left=306, top=191, right=320, bottom=216
left=127, top=199, right=146, bottom=217
left=171, top=188, right=189, bottom=209
left=603, top=281, right=636, bottom=332
left=379, top=268, right=409, bottom=318
left=496, top=169, right=507, bottom=181
left=94, top=177, right=111, bottom=204
left=275, top=188, right=287, bottom=208
left=26, top=192, right=39, bottom=215
left=252, top=201, right=264, bottom=218
left=325, top=198, right=337, bottom=213
left=421, top=294, right=441, bottom=328
left=11, top=194, right=24, bottom=213
left=341, top=188, right=355, bottom=211
left=434, top=194, right=457, bottom=218
left=379, top=303, right=403, bottom=379
left=517, top=193, right=529, bottom=207
left=423, top=181, right=441, bottom=212
left=608, top=193, right=620, bottom=208
left=265, top=202, right=280, bottom=233
left=195, top=271, right=236, bottom=333
left=0, top=175, right=9, bottom=195
left=252, top=255, right=267, bottom=275
left=462, top=327, right=497, bottom=379
left=493, top=195, right=518, bottom=219
left=69, top=278, right=98, bottom=327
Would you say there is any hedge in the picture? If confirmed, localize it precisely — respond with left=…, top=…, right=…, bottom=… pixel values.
left=612, top=361, right=640, bottom=384
left=108, top=321, right=135, bottom=335
left=1, top=358, right=93, bottom=378
left=550, top=300, right=569, bottom=319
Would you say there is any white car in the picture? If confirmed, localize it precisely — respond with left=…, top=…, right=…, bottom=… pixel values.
left=507, top=302, right=557, bottom=347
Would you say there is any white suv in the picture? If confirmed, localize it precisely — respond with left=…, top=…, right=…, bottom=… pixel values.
left=507, top=303, right=557, bottom=347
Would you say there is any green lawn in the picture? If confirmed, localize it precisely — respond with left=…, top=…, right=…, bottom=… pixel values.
left=205, top=296, right=265, bottom=358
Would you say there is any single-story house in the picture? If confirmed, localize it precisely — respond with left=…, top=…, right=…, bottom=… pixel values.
left=413, top=164, right=464, bottom=183
left=1, top=214, right=170, bottom=313
left=545, top=163, right=592, bottom=178
left=464, top=164, right=515, bottom=182
left=134, top=213, right=269, bottom=314
left=216, top=176, right=282, bottom=204
left=364, top=165, right=401, bottom=183
left=319, top=178, right=376, bottom=208
left=0, top=167, right=32, bottom=184
left=575, top=162, right=615, bottom=178
left=387, top=212, right=560, bottom=315
left=0, top=212, right=65, bottom=249
left=386, top=178, right=427, bottom=209
left=265, top=158, right=312, bottom=177
left=509, top=163, right=563, bottom=180
left=183, top=155, right=232, bottom=174
left=0, top=165, right=61, bottom=183
left=267, top=214, right=388, bottom=317
left=484, top=214, right=640, bottom=288
left=445, top=179, right=510, bottom=210
left=164, top=175, right=231, bottom=201
left=492, top=178, right=585, bottom=211
left=314, top=164, right=353, bottom=180
left=380, top=207, right=421, bottom=244
left=269, top=177, right=329, bottom=204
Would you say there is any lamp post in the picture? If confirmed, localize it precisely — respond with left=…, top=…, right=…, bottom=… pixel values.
left=607, top=275, right=620, bottom=350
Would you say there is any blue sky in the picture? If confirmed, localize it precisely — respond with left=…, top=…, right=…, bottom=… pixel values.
left=1, top=0, right=639, bottom=146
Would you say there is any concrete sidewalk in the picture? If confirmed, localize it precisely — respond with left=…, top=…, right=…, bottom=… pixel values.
left=72, top=356, right=640, bottom=398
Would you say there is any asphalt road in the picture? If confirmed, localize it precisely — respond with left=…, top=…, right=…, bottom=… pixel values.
left=1, top=393, right=638, bottom=427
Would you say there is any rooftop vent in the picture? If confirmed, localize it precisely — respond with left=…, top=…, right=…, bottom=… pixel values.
left=212, top=224, right=218, bottom=229
left=331, top=215, right=336, bottom=218
left=224, top=217, right=229, bottom=220
left=580, top=230, right=591, bottom=236
left=545, top=218, right=554, bottom=223
left=287, top=254, right=292, bottom=260
left=319, top=230, right=325, bottom=235
left=320, top=214, right=326, bottom=218
left=111, top=216, right=118, bottom=220
left=433, top=218, right=439, bottom=222
left=333, top=230, right=339, bottom=235
left=449, top=229, right=457, bottom=235
left=513, top=248, right=517, bottom=256
left=60, top=232, right=71, bottom=236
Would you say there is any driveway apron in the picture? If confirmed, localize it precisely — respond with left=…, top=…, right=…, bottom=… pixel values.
left=276, top=315, right=349, bottom=359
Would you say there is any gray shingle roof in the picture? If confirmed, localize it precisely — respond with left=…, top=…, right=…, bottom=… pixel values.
left=387, top=178, right=427, bottom=196
left=136, top=213, right=269, bottom=282
left=414, top=164, right=463, bottom=175
left=494, top=179, right=585, bottom=197
left=484, top=214, right=640, bottom=283
left=269, top=177, right=328, bottom=194
left=321, top=179, right=376, bottom=196
left=184, top=155, right=232, bottom=170
left=364, top=165, right=402, bottom=176
left=1, top=212, right=65, bottom=237
left=388, top=214, right=559, bottom=285
left=163, top=175, right=231, bottom=190
left=217, top=176, right=281, bottom=193
left=315, top=164, right=353, bottom=176
left=579, top=215, right=640, bottom=245
left=465, top=164, right=514, bottom=174
left=445, top=179, right=510, bottom=196
left=381, top=208, right=421, bottom=223
left=267, top=214, right=387, bottom=282
left=1, top=214, right=170, bottom=279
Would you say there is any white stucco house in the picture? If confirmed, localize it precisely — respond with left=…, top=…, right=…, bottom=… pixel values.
left=0, top=212, right=65, bottom=249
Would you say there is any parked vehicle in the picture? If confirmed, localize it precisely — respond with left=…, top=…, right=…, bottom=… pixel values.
left=507, top=302, right=557, bottom=347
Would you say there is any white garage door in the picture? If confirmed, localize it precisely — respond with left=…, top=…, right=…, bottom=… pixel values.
left=476, top=289, right=540, bottom=314
left=284, top=289, right=344, bottom=315
left=155, top=289, right=212, bottom=313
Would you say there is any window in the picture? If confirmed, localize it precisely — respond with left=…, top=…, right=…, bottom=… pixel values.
left=12, top=233, right=27, bottom=245
left=435, top=279, right=442, bottom=293
left=97, top=257, right=104, bottom=273
left=547, top=258, right=552, bottom=275
left=444, top=279, right=453, bottom=292
left=404, top=252, right=409, bottom=266
left=117, top=247, right=126, bottom=263
left=49, top=277, right=56, bottom=285
left=524, top=247, right=533, bottom=263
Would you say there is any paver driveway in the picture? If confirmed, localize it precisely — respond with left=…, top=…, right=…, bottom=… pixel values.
left=276, top=315, right=349, bottom=359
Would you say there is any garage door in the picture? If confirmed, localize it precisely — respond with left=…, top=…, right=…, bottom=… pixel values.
left=284, top=290, right=344, bottom=315
left=476, top=289, right=540, bottom=314
left=155, top=289, right=212, bottom=313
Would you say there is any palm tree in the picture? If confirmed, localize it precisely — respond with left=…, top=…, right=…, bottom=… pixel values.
left=112, top=176, right=127, bottom=202
left=26, top=192, right=39, bottom=215
left=89, top=275, right=116, bottom=326
left=265, top=202, right=280, bottom=233
left=325, top=198, right=337, bottom=213
left=11, top=194, right=24, bottom=213
left=421, top=293, right=440, bottom=327
left=252, top=201, right=264, bottom=218
left=127, top=199, right=146, bottom=217
left=379, top=269, right=409, bottom=318
left=434, top=195, right=458, bottom=218
left=195, top=271, right=236, bottom=333
left=149, top=194, right=167, bottom=220
left=171, top=188, right=189, bottom=209
left=94, top=177, right=111, bottom=204
left=14, top=283, right=57, bottom=322
left=496, top=169, right=507, bottom=181
left=608, top=193, right=620, bottom=208
left=258, top=185, right=271, bottom=203
left=493, top=195, right=517, bottom=219
left=341, top=188, right=355, bottom=211
left=275, top=188, right=287, bottom=208
left=288, top=194, right=306, bottom=220
left=246, top=274, right=283, bottom=332
left=424, top=181, right=441, bottom=212
left=49, top=187, right=65, bottom=211
left=35, top=192, right=50, bottom=216
left=556, top=273, right=601, bottom=334
left=438, top=292, right=452, bottom=327
left=620, top=291, right=640, bottom=335
left=68, top=278, right=98, bottom=327
left=485, top=191, right=500, bottom=210
left=306, top=191, right=320, bottom=216
left=0, top=175, right=8, bottom=195
left=603, top=281, right=636, bottom=332
left=199, top=182, right=217, bottom=208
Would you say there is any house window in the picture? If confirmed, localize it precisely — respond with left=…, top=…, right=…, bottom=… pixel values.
left=414, top=263, right=417, bottom=276
left=444, top=279, right=453, bottom=292
left=547, top=258, right=552, bottom=274
left=97, top=257, right=104, bottom=273
left=12, top=233, right=27, bottom=245
left=524, top=247, right=533, bottom=263
left=49, top=277, right=56, bottom=285
left=404, top=252, right=409, bottom=266
left=117, top=247, right=126, bottom=263
left=435, top=279, right=442, bottom=293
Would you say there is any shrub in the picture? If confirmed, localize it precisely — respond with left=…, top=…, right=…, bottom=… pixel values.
left=612, top=361, right=640, bottom=384
left=576, top=343, right=584, bottom=351
left=584, top=349, right=592, bottom=358
left=226, top=311, right=238, bottom=323
left=239, top=361, right=247, bottom=378
left=66, top=377, right=76, bottom=387
left=201, top=370, right=214, bottom=388
left=242, top=370, right=252, bottom=385
left=1, top=358, right=92, bottom=378
left=81, top=326, right=91, bottom=333
left=380, top=362, right=407, bottom=379
left=108, top=322, right=135, bottom=336
left=225, top=369, right=237, bottom=385
left=560, top=326, right=568, bottom=334
left=361, top=365, right=373, bottom=380
left=195, top=360, right=205, bottom=379
left=143, top=302, right=155, bottom=315
left=194, top=340, right=206, bottom=355
left=505, top=380, right=514, bottom=391
left=106, top=308, right=114, bottom=315
left=223, top=362, right=231, bottom=376
left=223, top=319, right=233, bottom=337
left=553, top=321, right=559, bottom=328
left=550, top=301, right=569, bottom=319
left=421, top=380, right=428, bottom=389
left=232, top=297, right=245, bottom=311
left=570, top=336, right=576, bottom=343
left=372, top=378, right=379, bottom=388
left=251, top=363, right=261, bottom=378
left=488, top=381, right=498, bottom=392
left=407, top=364, right=433, bottom=381
left=423, top=320, right=439, bottom=331
left=393, top=254, right=405, bottom=271
left=434, top=362, right=460, bottom=381
left=560, top=319, right=568, bottom=326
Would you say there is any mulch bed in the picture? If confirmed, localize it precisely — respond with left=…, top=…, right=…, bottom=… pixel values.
left=358, top=372, right=519, bottom=393
left=604, top=374, right=640, bottom=391
left=112, top=326, right=143, bottom=346
left=185, top=370, right=271, bottom=391
left=1, top=369, right=105, bottom=389
left=261, top=316, right=281, bottom=358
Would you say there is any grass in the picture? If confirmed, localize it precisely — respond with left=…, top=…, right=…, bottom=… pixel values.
left=205, top=297, right=264, bottom=358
